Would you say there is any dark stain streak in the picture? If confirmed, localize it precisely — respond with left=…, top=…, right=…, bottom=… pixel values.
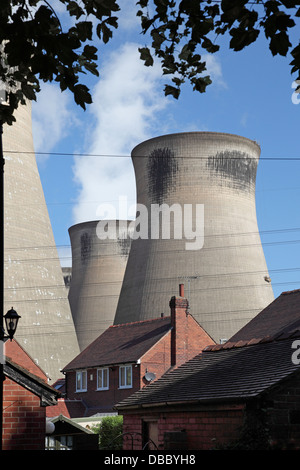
left=207, top=150, right=257, bottom=190
left=147, top=147, right=178, bottom=204
left=80, top=232, right=91, bottom=263
left=117, top=236, right=132, bottom=258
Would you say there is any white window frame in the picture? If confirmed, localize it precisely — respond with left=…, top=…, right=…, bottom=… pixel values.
left=76, top=370, right=87, bottom=392
left=97, top=367, right=109, bottom=390
left=119, top=364, right=133, bottom=389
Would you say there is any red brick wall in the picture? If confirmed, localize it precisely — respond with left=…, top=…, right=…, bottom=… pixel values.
left=66, top=364, right=142, bottom=411
left=170, top=295, right=214, bottom=367
left=122, top=406, right=245, bottom=450
left=140, top=331, right=171, bottom=388
left=266, top=374, right=300, bottom=449
left=3, top=377, right=46, bottom=450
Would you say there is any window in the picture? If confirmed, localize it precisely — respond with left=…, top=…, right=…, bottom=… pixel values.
left=97, top=367, right=109, bottom=390
left=119, top=365, right=132, bottom=388
left=45, top=435, right=73, bottom=450
left=76, top=370, right=87, bottom=392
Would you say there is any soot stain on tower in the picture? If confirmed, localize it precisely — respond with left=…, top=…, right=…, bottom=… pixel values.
left=207, top=150, right=257, bottom=191
left=117, top=236, right=132, bottom=258
left=80, top=232, right=92, bottom=263
left=147, top=147, right=178, bottom=204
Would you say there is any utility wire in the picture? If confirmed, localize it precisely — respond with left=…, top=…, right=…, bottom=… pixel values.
left=3, top=265, right=300, bottom=293
left=3, top=149, right=300, bottom=160
left=4, top=236, right=300, bottom=264
left=3, top=226, right=300, bottom=252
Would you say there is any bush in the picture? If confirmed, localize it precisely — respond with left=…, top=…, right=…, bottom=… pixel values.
left=94, top=416, right=123, bottom=450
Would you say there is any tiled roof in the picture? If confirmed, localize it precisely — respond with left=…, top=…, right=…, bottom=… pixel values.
left=229, top=288, right=300, bottom=342
left=63, top=316, right=171, bottom=371
left=5, top=339, right=48, bottom=381
left=115, top=332, right=300, bottom=410
left=46, top=398, right=88, bottom=418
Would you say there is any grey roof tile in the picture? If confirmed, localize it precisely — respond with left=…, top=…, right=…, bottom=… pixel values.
left=116, top=334, right=300, bottom=409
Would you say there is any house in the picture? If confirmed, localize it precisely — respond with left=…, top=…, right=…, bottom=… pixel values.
left=115, top=288, right=300, bottom=450
left=2, top=340, right=60, bottom=450
left=56, top=285, right=215, bottom=418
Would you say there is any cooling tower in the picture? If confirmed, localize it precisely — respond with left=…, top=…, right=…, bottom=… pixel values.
left=3, top=102, right=79, bottom=382
left=68, top=220, right=133, bottom=351
left=114, top=132, right=274, bottom=342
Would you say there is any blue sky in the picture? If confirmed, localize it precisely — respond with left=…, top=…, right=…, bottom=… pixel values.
left=31, top=2, right=300, bottom=300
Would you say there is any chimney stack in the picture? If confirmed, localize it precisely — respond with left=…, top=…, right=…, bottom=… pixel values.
left=179, top=283, right=184, bottom=297
left=170, top=284, right=189, bottom=366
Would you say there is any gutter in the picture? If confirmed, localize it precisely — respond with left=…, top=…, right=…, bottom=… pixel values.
left=115, top=396, right=249, bottom=412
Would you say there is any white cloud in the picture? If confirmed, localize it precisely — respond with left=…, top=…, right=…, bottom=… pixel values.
left=72, top=42, right=169, bottom=224
left=32, top=83, right=75, bottom=156
left=203, top=54, right=227, bottom=89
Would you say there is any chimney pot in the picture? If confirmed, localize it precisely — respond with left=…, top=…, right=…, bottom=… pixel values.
left=179, top=284, right=184, bottom=297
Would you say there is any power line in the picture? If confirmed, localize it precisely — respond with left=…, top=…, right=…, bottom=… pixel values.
left=3, top=236, right=300, bottom=264
left=3, top=226, right=300, bottom=252
left=3, top=150, right=300, bottom=160
left=3, top=264, right=300, bottom=293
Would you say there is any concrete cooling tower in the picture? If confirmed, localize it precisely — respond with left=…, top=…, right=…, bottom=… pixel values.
left=114, top=132, right=274, bottom=343
left=3, top=102, right=79, bottom=382
left=68, top=220, right=133, bottom=351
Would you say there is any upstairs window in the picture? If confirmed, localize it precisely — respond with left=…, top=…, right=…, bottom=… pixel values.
left=119, top=365, right=132, bottom=389
left=97, top=367, right=109, bottom=390
left=76, top=370, right=87, bottom=392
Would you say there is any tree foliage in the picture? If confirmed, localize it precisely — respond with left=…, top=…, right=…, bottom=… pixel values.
left=92, top=415, right=123, bottom=450
left=137, top=0, right=300, bottom=99
left=0, top=0, right=120, bottom=124
left=0, top=0, right=299, bottom=124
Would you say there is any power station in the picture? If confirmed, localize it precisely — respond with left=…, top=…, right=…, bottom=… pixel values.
left=68, top=220, right=133, bottom=351
left=114, top=132, right=274, bottom=342
left=3, top=105, right=274, bottom=376
left=3, top=102, right=79, bottom=382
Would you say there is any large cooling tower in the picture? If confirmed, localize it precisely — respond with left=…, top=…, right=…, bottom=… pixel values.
left=68, top=220, right=132, bottom=351
left=3, top=102, right=79, bottom=382
left=114, top=132, right=274, bottom=342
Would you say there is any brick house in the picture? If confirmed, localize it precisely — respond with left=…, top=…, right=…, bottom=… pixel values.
left=58, top=285, right=215, bottom=417
left=116, top=289, right=300, bottom=450
left=2, top=340, right=60, bottom=450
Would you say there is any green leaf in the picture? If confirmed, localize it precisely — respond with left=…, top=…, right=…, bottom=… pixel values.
left=191, top=75, right=212, bottom=93
left=73, top=84, right=92, bottom=109
left=139, top=47, right=154, bottom=66
left=164, top=84, right=180, bottom=99
left=21, top=83, right=37, bottom=101
left=75, top=21, right=93, bottom=41
left=269, top=31, right=291, bottom=55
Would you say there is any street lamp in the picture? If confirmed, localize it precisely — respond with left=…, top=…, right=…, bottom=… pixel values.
left=3, top=307, right=21, bottom=341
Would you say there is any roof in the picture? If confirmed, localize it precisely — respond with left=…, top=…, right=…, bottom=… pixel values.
left=49, top=415, right=94, bottom=434
left=46, top=398, right=88, bottom=419
left=63, top=316, right=171, bottom=371
left=116, top=332, right=300, bottom=410
left=5, top=339, right=48, bottom=381
left=4, top=358, right=60, bottom=407
left=229, top=288, right=300, bottom=343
